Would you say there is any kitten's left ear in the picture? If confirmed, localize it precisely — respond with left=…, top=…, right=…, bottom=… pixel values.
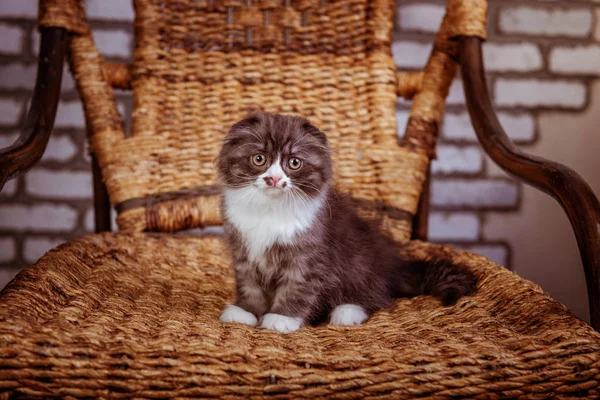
left=302, top=120, right=328, bottom=146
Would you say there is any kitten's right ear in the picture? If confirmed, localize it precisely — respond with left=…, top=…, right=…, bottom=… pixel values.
left=235, top=113, right=261, bottom=128
left=224, top=113, right=262, bottom=145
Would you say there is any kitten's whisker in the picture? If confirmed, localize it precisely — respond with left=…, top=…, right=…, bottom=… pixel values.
left=222, top=178, right=253, bottom=188
left=290, top=187, right=321, bottom=220
left=229, top=185, right=258, bottom=204
left=225, top=183, right=253, bottom=190
left=295, top=181, right=327, bottom=197
left=289, top=188, right=309, bottom=210
left=295, top=183, right=332, bottom=219
left=242, top=187, right=259, bottom=208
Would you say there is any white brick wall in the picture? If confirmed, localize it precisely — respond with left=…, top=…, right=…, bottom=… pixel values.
left=0, top=204, right=78, bottom=231
left=443, top=112, right=536, bottom=143
left=42, top=135, right=78, bottom=162
left=84, top=208, right=95, bottom=233
left=395, top=110, right=409, bottom=137
left=397, top=4, right=444, bottom=34
left=0, top=133, right=16, bottom=148
left=92, top=30, right=133, bottom=59
left=0, top=237, right=16, bottom=263
left=85, top=0, right=135, bottom=22
left=465, top=245, right=508, bottom=266
left=446, top=79, right=466, bottom=106
left=432, top=180, right=519, bottom=208
left=0, top=0, right=37, bottom=19
left=0, top=64, right=36, bottom=90
left=550, top=46, right=600, bottom=74
left=499, top=7, right=592, bottom=38
left=23, top=237, right=63, bottom=264
left=25, top=170, right=92, bottom=199
left=483, top=43, right=543, bottom=72
left=495, top=79, right=587, bottom=108
left=393, top=41, right=431, bottom=69
left=0, top=98, right=22, bottom=124
left=0, top=268, right=20, bottom=289
left=54, top=101, right=86, bottom=128
left=494, top=113, right=536, bottom=143
left=429, top=212, right=480, bottom=241
left=0, top=23, right=22, bottom=54
left=0, top=179, right=17, bottom=198
left=431, top=146, right=482, bottom=175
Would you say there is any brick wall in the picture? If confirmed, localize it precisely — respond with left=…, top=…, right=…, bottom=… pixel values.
left=394, top=0, right=600, bottom=270
left=0, top=1, right=599, bottom=288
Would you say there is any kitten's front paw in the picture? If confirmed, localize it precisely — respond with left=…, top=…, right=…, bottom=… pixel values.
left=260, top=313, right=303, bottom=334
left=330, top=304, right=369, bottom=326
left=220, top=305, right=258, bottom=326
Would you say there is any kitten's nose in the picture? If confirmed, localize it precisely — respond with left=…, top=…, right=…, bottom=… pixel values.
left=264, top=176, right=282, bottom=187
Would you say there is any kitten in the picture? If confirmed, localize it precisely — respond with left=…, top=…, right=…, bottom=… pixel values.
left=217, top=112, right=476, bottom=334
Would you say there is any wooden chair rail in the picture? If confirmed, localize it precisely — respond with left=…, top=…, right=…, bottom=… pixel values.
left=459, top=36, right=600, bottom=331
left=0, top=27, right=66, bottom=191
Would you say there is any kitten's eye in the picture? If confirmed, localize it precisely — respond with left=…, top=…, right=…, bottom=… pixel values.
left=288, top=157, right=302, bottom=170
left=252, top=154, right=266, bottom=166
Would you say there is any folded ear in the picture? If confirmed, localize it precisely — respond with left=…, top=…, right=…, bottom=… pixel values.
left=223, top=112, right=264, bottom=145
left=301, top=120, right=329, bottom=146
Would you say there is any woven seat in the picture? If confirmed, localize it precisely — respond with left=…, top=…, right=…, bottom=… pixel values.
left=2, top=233, right=599, bottom=397
left=2, top=0, right=600, bottom=397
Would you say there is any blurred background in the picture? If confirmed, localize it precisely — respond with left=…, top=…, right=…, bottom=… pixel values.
left=0, top=0, right=598, bottom=323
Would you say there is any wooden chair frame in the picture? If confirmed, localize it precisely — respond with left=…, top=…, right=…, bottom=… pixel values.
left=0, top=20, right=599, bottom=332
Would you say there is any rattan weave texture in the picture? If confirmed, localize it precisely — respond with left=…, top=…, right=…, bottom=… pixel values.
left=35, top=0, right=487, bottom=239
left=2, top=233, right=598, bottom=398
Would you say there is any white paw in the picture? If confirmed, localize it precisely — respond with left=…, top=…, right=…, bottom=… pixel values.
left=260, top=313, right=303, bottom=334
left=330, top=304, right=369, bottom=326
left=220, top=305, right=258, bottom=326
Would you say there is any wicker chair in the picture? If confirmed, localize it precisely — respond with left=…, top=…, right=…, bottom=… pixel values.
left=1, top=0, right=600, bottom=397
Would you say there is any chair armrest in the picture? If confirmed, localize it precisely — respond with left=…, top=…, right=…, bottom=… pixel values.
left=0, top=27, right=66, bottom=192
left=458, top=36, right=600, bottom=331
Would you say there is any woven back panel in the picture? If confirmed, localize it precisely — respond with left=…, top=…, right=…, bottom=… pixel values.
left=76, top=0, right=430, bottom=240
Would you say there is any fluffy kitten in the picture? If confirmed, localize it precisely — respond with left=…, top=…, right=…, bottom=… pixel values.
left=217, top=112, right=476, bottom=334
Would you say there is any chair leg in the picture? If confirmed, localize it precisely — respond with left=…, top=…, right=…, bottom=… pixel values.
left=92, top=154, right=111, bottom=233
left=412, top=166, right=431, bottom=241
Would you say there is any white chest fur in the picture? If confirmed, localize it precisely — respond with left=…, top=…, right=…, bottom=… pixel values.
left=224, top=187, right=323, bottom=262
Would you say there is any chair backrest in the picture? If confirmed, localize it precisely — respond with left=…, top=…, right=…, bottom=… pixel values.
left=38, top=0, right=487, bottom=242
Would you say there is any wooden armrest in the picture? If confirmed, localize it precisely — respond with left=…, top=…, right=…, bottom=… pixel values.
left=0, top=27, right=66, bottom=191
left=459, top=36, right=600, bottom=331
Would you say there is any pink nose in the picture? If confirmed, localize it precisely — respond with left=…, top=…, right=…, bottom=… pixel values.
left=271, top=176, right=281, bottom=186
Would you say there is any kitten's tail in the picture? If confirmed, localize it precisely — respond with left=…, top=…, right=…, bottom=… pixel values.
left=393, top=257, right=477, bottom=306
